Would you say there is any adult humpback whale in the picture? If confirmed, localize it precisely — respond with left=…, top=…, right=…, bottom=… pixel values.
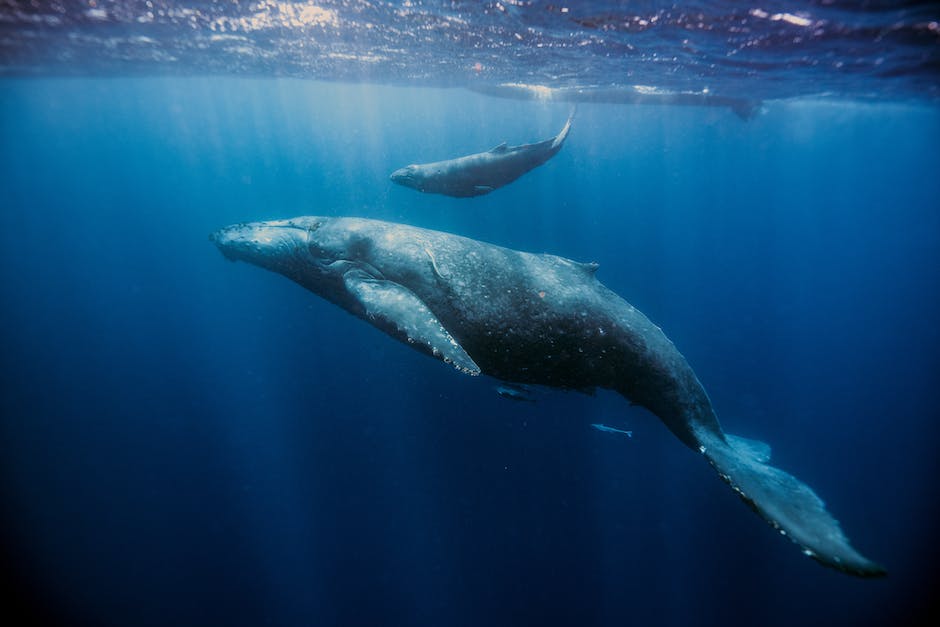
left=211, top=216, right=884, bottom=577
left=389, top=112, right=573, bottom=197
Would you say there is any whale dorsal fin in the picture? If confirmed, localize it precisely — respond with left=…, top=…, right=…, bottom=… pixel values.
left=579, top=261, right=600, bottom=275
left=343, top=271, right=481, bottom=376
left=489, top=142, right=508, bottom=154
left=565, top=259, right=599, bottom=276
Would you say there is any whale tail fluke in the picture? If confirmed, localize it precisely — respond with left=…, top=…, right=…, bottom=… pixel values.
left=699, top=430, right=885, bottom=577
left=551, top=107, right=575, bottom=150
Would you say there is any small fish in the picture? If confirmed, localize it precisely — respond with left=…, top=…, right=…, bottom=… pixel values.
left=495, top=383, right=535, bottom=402
left=591, top=423, right=633, bottom=438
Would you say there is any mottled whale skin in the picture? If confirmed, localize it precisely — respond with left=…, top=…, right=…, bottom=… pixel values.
left=390, top=113, right=573, bottom=197
left=212, top=216, right=884, bottom=578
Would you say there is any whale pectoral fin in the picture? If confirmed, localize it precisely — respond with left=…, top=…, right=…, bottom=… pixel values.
left=343, top=273, right=481, bottom=376
left=489, top=142, right=508, bottom=154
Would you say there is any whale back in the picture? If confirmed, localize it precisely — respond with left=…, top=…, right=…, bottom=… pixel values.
left=334, top=219, right=719, bottom=437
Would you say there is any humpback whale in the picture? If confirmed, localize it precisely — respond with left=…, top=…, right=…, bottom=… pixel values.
left=211, top=216, right=884, bottom=577
left=390, top=112, right=573, bottom=197
left=469, top=83, right=761, bottom=120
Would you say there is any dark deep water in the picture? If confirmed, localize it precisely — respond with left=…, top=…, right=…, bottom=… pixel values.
left=1, top=77, right=939, bottom=626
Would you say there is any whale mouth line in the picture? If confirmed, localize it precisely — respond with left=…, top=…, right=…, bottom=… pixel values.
left=218, top=245, right=240, bottom=262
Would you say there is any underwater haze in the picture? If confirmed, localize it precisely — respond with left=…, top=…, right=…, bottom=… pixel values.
left=2, top=2, right=940, bottom=627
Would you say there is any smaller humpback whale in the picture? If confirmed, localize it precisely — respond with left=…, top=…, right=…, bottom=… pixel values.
left=390, top=111, right=574, bottom=197
left=591, top=423, right=633, bottom=438
left=212, top=216, right=884, bottom=577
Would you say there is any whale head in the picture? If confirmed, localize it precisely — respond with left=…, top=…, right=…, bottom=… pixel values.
left=212, top=218, right=313, bottom=263
left=210, top=217, right=363, bottom=294
left=390, top=164, right=426, bottom=191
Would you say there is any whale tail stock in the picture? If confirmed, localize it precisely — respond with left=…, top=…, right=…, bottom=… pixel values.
left=696, top=429, right=886, bottom=577
left=551, top=106, right=576, bottom=150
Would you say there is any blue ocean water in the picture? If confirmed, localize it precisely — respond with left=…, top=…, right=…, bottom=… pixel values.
left=2, top=76, right=938, bottom=627
left=2, top=3, right=940, bottom=627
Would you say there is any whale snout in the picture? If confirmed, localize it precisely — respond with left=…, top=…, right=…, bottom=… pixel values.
left=210, top=224, right=261, bottom=261
left=390, top=165, right=419, bottom=188
left=210, top=226, right=248, bottom=261
left=210, top=220, right=312, bottom=266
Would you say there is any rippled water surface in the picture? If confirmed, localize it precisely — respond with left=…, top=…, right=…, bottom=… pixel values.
left=2, top=1, right=938, bottom=102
